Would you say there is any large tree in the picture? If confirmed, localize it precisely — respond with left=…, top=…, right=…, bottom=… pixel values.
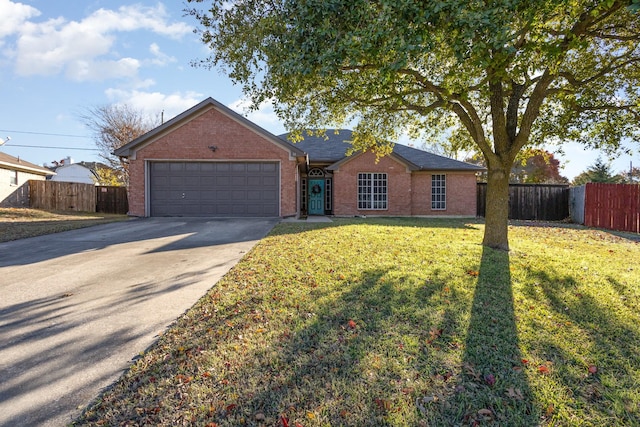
left=187, top=0, right=640, bottom=249
left=80, top=104, right=159, bottom=185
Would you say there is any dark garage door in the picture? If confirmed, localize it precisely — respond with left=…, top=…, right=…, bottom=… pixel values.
left=149, top=162, right=279, bottom=217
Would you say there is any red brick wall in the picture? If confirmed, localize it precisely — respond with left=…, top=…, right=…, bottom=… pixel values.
left=332, top=152, right=412, bottom=215
left=411, top=172, right=478, bottom=216
left=127, top=107, right=299, bottom=216
left=331, top=151, right=477, bottom=216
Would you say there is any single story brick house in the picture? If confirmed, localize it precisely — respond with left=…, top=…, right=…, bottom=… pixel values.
left=115, top=97, right=483, bottom=218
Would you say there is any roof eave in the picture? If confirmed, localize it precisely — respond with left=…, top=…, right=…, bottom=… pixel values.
left=0, top=161, right=56, bottom=176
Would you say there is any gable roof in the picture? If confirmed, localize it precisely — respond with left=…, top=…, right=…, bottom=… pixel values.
left=0, top=152, right=55, bottom=176
left=114, top=97, right=306, bottom=158
left=279, top=129, right=485, bottom=171
left=52, top=161, right=110, bottom=173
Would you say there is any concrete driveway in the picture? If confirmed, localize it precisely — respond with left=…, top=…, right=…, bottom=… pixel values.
left=0, top=217, right=278, bottom=427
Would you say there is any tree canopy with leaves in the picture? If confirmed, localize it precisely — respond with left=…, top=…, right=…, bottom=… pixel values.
left=466, top=149, right=569, bottom=183
left=572, top=157, right=625, bottom=184
left=187, top=0, right=640, bottom=249
left=80, top=104, right=158, bottom=185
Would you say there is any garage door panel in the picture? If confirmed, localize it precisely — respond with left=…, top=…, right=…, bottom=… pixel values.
left=247, top=190, right=263, bottom=201
left=231, top=190, right=246, bottom=200
left=200, top=176, right=216, bottom=186
left=150, top=162, right=279, bottom=217
left=261, top=176, right=277, bottom=186
left=184, top=176, right=200, bottom=186
left=261, top=163, right=277, bottom=172
left=230, top=177, right=246, bottom=186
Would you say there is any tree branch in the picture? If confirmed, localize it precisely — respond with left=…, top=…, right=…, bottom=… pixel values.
left=558, top=56, right=640, bottom=87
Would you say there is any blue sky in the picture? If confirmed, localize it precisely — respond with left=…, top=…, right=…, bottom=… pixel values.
left=0, top=0, right=636, bottom=179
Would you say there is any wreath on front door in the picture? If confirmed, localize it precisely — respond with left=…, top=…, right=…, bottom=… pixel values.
left=311, top=184, right=322, bottom=194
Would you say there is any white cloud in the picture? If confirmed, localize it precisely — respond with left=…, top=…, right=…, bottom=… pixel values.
left=0, top=0, right=40, bottom=38
left=104, top=88, right=204, bottom=119
left=66, top=57, right=141, bottom=82
left=228, top=97, right=285, bottom=134
left=148, top=43, right=176, bottom=66
left=10, top=3, right=191, bottom=81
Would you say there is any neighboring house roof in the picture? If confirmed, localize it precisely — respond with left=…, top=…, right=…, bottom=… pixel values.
left=279, top=129, right=485, bottom=172
left=0, top=152, right=55, bottom=176
left=50, top=161, right=110, bottom=174
left=114, top=97, right=307, bottom=158
left=50, top=162, right=99, bottom=183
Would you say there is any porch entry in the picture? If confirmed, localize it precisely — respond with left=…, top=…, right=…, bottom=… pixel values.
left=308, top=179, right=324, bottom=215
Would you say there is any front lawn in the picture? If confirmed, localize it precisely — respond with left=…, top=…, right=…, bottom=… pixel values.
left=0, top=208, right=128, bottom=242
left=75, top=218, right=640, bottom=426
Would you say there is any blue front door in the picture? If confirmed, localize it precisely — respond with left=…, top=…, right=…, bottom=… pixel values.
left=308, top=179, right=324, bottom=215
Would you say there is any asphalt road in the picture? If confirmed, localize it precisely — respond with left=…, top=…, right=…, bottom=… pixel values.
left=0, top=217, right=278, bottom=427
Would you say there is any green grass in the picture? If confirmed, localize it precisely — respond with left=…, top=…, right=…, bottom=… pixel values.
left=74, top=218, right=640, bottom=426
left=0, top=208, right=128, bottom=242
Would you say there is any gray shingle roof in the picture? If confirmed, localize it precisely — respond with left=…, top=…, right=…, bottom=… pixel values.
left=279, top=129, right=484, bottom=171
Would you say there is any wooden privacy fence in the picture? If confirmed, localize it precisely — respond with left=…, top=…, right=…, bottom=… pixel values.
left=29, top=180, right=128, bottom=214
left=584, top=183, right=640, bottom=233
left=477, top=183, right=570, bottom=221
left=96, top=186, right=128, bottom=214
left=30, top=180, right=96, bottom=212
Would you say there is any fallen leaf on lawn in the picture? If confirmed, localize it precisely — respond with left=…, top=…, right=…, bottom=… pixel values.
left=374, top=398, right=391, bottom=411
left=545, top=404, right=555, bottom=417
left=506, top=387, right=524, bottom=400
left=347, top=319, right=357, bottom=329
left=478, top=408, right=493, bottom=419
left=484, top=373, right=496, bottom=386
left=427, top=327, right=443, bottom=344
left=463, top=363, right=482, bottom=381
left=538, top=365, right=550, bottom=374
left=281, top=415, right=289, bottom=427
left=226, top=404, right=237, bottom=413
left=467, top=270, right=479, bottom=277
left=521, top=359, right=530, bottom=365
left=306, top=411, right=315, bottom=419
left=588, top=365, right=598, bottom=374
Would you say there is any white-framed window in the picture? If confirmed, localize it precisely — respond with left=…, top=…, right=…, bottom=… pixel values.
left=358, top=173, right=387, bottom=210
left=10, top=171, right=18, bottom=186
left=432, top=174, right=446, bottom=210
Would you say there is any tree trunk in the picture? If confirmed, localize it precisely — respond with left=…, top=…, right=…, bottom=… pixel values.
left=482, top=165, right=511, bottom=251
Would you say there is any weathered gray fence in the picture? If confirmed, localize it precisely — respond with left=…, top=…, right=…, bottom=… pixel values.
left=29, top=180, right=96, bottom=212
left=477, top=183, right=570, bottom=221
left=29, top=180, right=128, bottom=214
left=569, top=185, right=586, bottom=224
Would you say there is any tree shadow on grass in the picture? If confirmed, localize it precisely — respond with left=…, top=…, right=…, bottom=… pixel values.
left=519, top=268, right=640, bottom=424
left=74, top=245, right=542, bottom=426
left=430, top=247, right=539, bottom=425
left=75, top=264, right=472, bottom=426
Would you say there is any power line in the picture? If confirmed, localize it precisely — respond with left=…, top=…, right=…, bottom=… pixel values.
left=0, top=129, right=90, bottom=138
left=4, top=144, right=99, bottom=151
